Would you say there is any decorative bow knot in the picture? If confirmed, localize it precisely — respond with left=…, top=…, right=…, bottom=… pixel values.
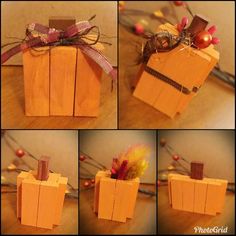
left=1, top=20, right=117, bottom=80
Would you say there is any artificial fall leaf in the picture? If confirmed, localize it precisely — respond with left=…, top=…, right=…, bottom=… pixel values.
left=112, top=144, right=150, bottom=180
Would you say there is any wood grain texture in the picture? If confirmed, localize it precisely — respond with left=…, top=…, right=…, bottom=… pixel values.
left=204, top=181, right=221, bottom=215
left=193, top=180, right=208, bottom=214
left=17, top=171, right=68, bottom=229
left=1, top=66, right=117, bottom=128
left=171, top=178, right=183, bottom=210
left=16, top=171, right=29, bottom=218
left=204, top=178, right=228, bottom=213
left=2, top=186, right=78, bottom=235
left=119, top=25, right=234, bottom=128
left=133, top=23, right=219, bottom=118
left=126, top=178, right=140, bottom=219
left=50, top=46, right=77, bottom=116
left=158, top=185, right=235, bottom=234
left=80, top=182, right=156, bottom=234
left=37, top=181, right=58, bottom=229
left=112, top=180, right=129, bottom=222
left=182, top=179, right=194, bottom=212
left=53, top=177, right=68, bottom=225
left=23, top=47, right=50, bottom=116
left=74, top=50, right=102, bottom=117
left=111, top=179, right=139, bottom=222
left=98, top=177, right=116, bottom=220
left=21, top=178, right=41, bottom=226
left=169, top=174, right=228, bottom=216
left=94, top=171, right=110, bottom=213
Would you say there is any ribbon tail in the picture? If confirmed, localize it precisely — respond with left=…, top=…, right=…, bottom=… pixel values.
left=1, top=44, right=22, bottom=64
left=1, top=37, right=42, bottom=64
left=78, top=45, right=117, bottom=81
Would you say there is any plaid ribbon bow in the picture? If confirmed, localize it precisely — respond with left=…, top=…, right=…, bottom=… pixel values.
left=1, top=20, right=117, bottom=80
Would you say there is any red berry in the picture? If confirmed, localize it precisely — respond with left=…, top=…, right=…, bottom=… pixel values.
left=15, top=149, right=25, bottom=158
left=208, top=25, right=216, bottom=35
left=91, top=179, right=95, bottom=184
left=211, top=37, right=220, bottom=45
left=174, top=1, right=184, bottom=6
left=194, top=30, right=212, bottom=49
left=83, top=181, right=90, bottom=187
left=79, top=155, right=86, bottom=161
left=134, top=23, right=144, bottom=35
left=172, top=154, right=180, bottom=161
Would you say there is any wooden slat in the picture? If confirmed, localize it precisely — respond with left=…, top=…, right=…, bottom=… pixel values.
left=53, top=177, right=68, bottom=225
left=205, top=181, right=221, bottom=215
left=133, top=70, right=162, bottom=106
left=50, top=46, right=77, bottom=116
left=214, top=179, right=228, bottom=213
left=17, top=171, right=29, bottom=218
left=37, top=181, right=58, bottom=229
left=98, top=177, right=116, bottom=220
left=171, top=178, right=183, bottom=210
left=112, top=180, right=129, bottom=222
left=21, top=178, right=40, bottom=226
left=194, top=179, right=208, bottom=214
left=126, top=178, right=140, bottom=219
left=94, top=171, right=110, bottom=213
left=74, top=50, right=102, bottom=117
left=23, top=47, right=50, bottom=116
left=182, top=179, right=195, bottom=212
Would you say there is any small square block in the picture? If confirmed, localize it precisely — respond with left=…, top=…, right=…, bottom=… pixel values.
left=191, top=162, right=204, bottom=180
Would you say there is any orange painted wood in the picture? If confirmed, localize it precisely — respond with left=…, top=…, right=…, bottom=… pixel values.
left=53, top=177, right=68, bottom=225
left=74, top=49, right=102, bottom=117
left=17, top=171, right=29, bottom=218
left=21, top=178, right=41, bottom=226
left=18, top=170, right=67, bottom=229
left=182, top=179, right=194, bottom=212
left=47, top=173, right=61, bottom=182
left=111, top=178, right=139, bottom=222
left=169, top=174, right=227, bottom=215
left=170, top=178, right=183, bottom=210
left=98, top=177, right=116, bottom=220
left=133, top=23, right=219, bottom=118
left=23, top=47, right=50, bottom=116
left=112, top=180, right=129, bottom=222
left=94, top=171, right=110, bottom=213
left=214, top=179, right=228, bottom=213
left=50, top=46, right=77, bottom=116
left=126, top=178, right=140, bottom=219
left=168, top=174, right=189, bottom=205
left=205, top=181, right=221, bottom=215
left=133, top=70, right=160, bottom=107
left=204, top=178, right=228, bottom=213
left=37, top=181, right=58, bottom=229
left=193, top=180, right=208, bottom=214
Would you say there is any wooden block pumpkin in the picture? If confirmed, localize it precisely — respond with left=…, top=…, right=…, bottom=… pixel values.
left=133, top=22, right=219, bottom=118
left=17, top=157, right=68, bottom=229
left=22, top=18, right=103, bottom=117
left=94, top=170, right=140, bottom=223
left=168, top=173, right=227, bottom=215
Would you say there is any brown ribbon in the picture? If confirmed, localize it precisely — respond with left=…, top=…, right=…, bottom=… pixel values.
left=144, top=65, right=199, bottom=95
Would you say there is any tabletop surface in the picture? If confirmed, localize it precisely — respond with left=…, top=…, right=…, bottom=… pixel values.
left=158, top=185, right=235, bottom=235
left=119, top=26, right=235, bottom=129
left=1, top=187, right=78, bottom=235
left=1, top=66, right=117, bottom=129
left=79, top=183, right=156, bottom=235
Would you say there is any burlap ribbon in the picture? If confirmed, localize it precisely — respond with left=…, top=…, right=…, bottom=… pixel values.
left=1, top=20, right=117, bottom=80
